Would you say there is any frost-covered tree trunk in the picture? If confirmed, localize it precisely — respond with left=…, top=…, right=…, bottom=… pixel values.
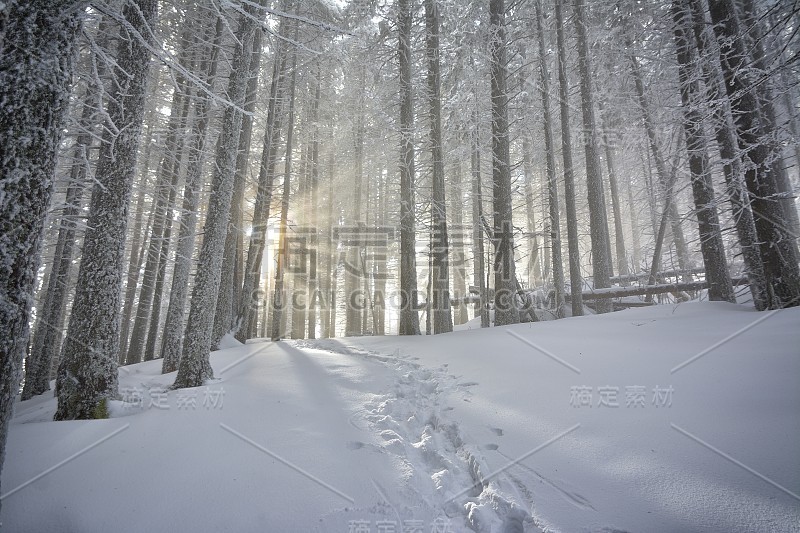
left=573, top=0, right=612, bottom=313
left=672, top=0, right=735, bottom=303
left=0, top=0, right=83, bottom=501
left=126, top=31, right=193, bottom=364
left=489, top=0, right=519, bottom=326
left=687, top=0, right=768, bottom=309
left=706, top=0, right=800, bottom=308
left=22, top=117, right=88, bottom=400
left=174, top=6, right=260, bottom=389
left=425, top=0, right=452, bottom=334
left=307, top=71, right=322, bottom=338
left=737, top=0, right=800, bottom=255
left=55, top=0, right=157, bottom=420
left=554, top=0, right=583, bottom=317
left=271, top=47, right=299, bottom=342
left=397, top=0, right=421, bottom=335
left=449, top=162, right=468, bottom=325
left=119, top=115, right=157, bottom=362
left=161, top=15, right=223, bottom=374
left=597, top=99, right=630, bottom=284
left=23, top=12, right=114, bottom=399
left=236, top=2, right=291, bottom=342
left=214, top=20, right=264, bottom=348
left=535, top=0, right=566, bottom=317
left=470, top=109, right=489, bottom=328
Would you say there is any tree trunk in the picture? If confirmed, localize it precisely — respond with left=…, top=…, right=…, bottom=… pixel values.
left=672, top=0, right=735, bottom=303
left=271, top=44, right=299, bottom=341
left=161, top=15, right=223, bottom=374
left=554, top=0, right=584, bottom=317
left=425, top=0, right=453, bottom=334
left=0, top=0, right=83, bottom=498
left=174, top=4, right=261, bottom=389
left=470, top=99, right=489, bottom=327
left=535, top=0, right=566, bottom=317
left=397, top=0, right=421, bottom=335
left=598, top=99, right=630, bottom=283
left=56, top=0, right=157, bottom=419
left=573, top=0, right=612, bottom=313
left=236, top=2, right=292, bottom=342
left=489, top=0, right=519, bottom=326
left=687, top=0, right=768, bottom=309
left=706, top=0, right=800, bottom=308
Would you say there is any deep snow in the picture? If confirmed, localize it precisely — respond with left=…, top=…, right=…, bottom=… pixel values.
left=2, top=301, right=799, bottom=532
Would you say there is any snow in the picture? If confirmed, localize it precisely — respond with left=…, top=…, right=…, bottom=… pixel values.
left=3, top=301, right=799, bottom=532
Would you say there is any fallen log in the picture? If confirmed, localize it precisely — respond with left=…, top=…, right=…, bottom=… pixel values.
left=579, top=277, right=747, bottom=300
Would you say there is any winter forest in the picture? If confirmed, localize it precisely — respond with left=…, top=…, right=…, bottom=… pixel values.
left=1, top=0, right=799, bottom=531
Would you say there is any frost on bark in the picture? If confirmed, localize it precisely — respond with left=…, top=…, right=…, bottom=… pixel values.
left=706, top=0, right=800, bottom=308
left=397, top=0, right=421, bottom=335
left=687, top=0, right=767, bottom=309
left=271, top=44, right=299, bottom=342
left=23, top=12, right=113, bottom=400
left=554, top=0, right=583, bottom=317
left=425, top=0, right=452, bottom=334
left=535, top=0, right=566, bottom=317
left=573, top=0, right=612, bottom=313
left=161, top=15, right=223, bottom=374
left=237, top=2, right=292, bottom=342
left=174, top=7, right=260, bottom=389
left=55, top=0, right=157, bottom=420
left=672, top=0, right=735, bottom=303
left=0, top=0, right=83, bottom=503
left=489, top=0, right=520, bottom=326
left=214, top=21, right=264, bottom=348
left=126, top=29, right=192, bottom=365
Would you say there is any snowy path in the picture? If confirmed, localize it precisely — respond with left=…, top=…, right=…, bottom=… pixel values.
left=2, top=302, right=799, bottom=532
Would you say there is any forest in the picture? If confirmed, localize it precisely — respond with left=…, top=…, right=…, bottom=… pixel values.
left=1, top=0, right=798, bottom=530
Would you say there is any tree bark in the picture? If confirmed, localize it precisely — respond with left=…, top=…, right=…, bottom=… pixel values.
left=425, top=0, right=453, bottom=334
left=535, top=0, right=566, bottom=317
left=672, top=0, right=735, bottom=303
left=56, top=0, right=157, bottom=419
left=397, top=0, right=421, bottom=335
left=554, top=0, right=584, bottom=317
left=0, top=0, right=83, bottom=500
left=573, top=0, right=612, bottom=313
left=489, top=0, right=519, bottom=326
left=706, top=0, right=800, bottom=308
left=174, top=4, right=261, bottom=388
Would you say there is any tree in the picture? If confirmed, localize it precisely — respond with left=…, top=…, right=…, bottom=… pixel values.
left=174, top=3, right=263, bottom=388
left=489, top=0, right=519, bottom=326
left=55, top=0, right=157, bottom=420
left=672, top=0, right=735, bottom=303
left=705, top=0, right=800, bottom=308
left=236, top=0, right=293, bottom=342
left=554, top=0, right=583, bottom=317
left=397, top=0, right=421, bottom=335
left=573, top=0, right=612, bottom=313
left=534, top=0, right=566, bottom=317
left=0, top=0, right=84, bottom=505
left=161, top=14, right=223, bottom=374
left=22, top=12, right=114, bottom=399
left=425, top=0, right=453, bottom=334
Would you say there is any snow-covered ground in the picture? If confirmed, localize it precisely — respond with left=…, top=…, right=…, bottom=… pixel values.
left=3, top=301, right=799, bottom=532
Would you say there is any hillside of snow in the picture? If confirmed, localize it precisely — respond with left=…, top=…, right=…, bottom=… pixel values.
left=3, top=301, right=799, bottom=532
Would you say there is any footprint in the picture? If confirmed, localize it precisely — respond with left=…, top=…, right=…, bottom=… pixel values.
left=346, top=441, right=365, bottom=450
left=489, top=427, right=504, bottom=436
